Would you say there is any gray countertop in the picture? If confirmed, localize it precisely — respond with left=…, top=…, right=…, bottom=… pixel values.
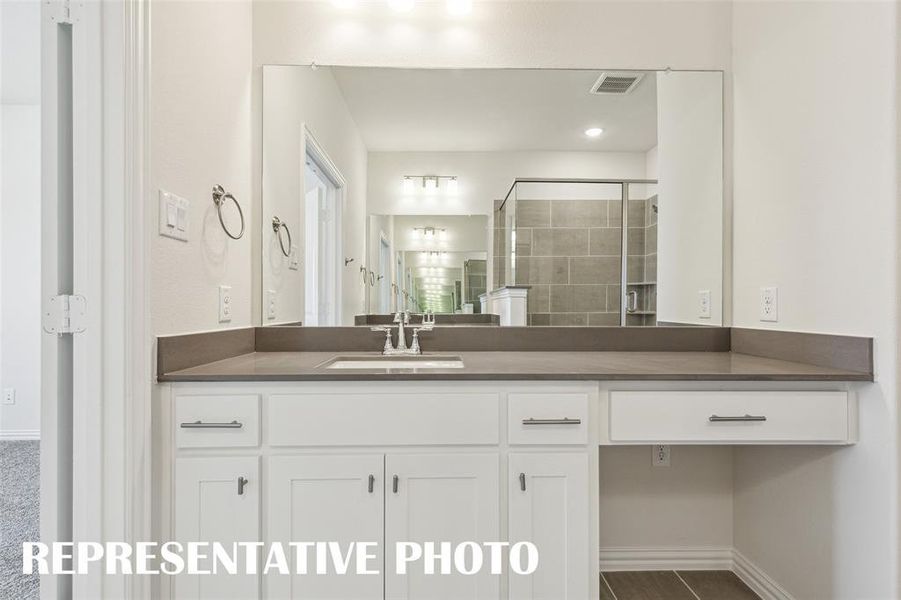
left=158, top=350, right=873, bottom=382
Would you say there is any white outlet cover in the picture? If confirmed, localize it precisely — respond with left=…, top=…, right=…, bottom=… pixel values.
left=218, top=285, right=232, bottom=323
left=698, top=290, right=711, bottom=319
left=2, top=388, right=15, bottom=405
left=760, top=286, right=778, bottom=322
left=267, top=289, right=277, bottom=320
left=158, top=190, right=189, bottom=242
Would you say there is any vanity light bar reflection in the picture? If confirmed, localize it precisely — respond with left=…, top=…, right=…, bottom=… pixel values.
left=403, top=176, right=458, bottom=195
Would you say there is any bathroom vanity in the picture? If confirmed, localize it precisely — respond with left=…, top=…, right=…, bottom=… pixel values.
left=155, top=326, right=870, bottom=600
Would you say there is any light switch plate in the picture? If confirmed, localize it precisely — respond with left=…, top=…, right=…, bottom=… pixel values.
left=698, top=290, right=711, bottom=319
left=266, top=289, right=277, bottom=321
left=289, top=245, right=300, bottom=271
left=760, top=286, right=778, bottom=322
left=158, top=190, right=189, bottom=241
left=218, top=285, right=232, bottom=323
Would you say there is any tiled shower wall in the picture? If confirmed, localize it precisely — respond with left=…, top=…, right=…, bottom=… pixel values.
left=513, top=197, right=656, bottom=326
left=463, top=259, right=487, bottom=312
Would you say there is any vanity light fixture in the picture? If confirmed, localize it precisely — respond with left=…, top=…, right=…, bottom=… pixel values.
left=388, top=0, right=415, bottom=12
left=446, top=0, right=472, bottom=16
left=584, top=127, right=604, bottom=138
left=400, top=175, right=459, bottom=194
left=413, top=226, right=446, bottom=239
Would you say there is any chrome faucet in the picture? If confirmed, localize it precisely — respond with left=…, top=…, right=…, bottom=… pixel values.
left=372, top=311, right=434, bottom=355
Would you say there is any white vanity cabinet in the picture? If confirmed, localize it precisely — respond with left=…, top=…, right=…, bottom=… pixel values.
left=161, top=382, right=599, bottom=600
left=173, top=457, right=261, bottom=600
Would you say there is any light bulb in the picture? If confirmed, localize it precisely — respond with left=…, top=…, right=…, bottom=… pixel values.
left=446, top=177, right=458, bottom=194
left=446, top=0, right=472, bottom=16
left=402, top=176, right=414, bottom=194
left=388, top=0, right=415, bottom=12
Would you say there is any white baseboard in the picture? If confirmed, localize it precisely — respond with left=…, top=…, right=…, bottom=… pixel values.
left=733, top=549, right=796, bottom=600
left=599, top=546, right=794, bottom=600
left=0, top=429, right=40, bottom=440
left=599, top=546, right=734, bottom=571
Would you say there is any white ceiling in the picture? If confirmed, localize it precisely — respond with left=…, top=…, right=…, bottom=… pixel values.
left=331, top=67, right=658, bottom=153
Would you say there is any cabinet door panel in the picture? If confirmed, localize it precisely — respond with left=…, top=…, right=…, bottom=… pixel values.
left=174, top=457, right=260, bottom=600
left=509, top=453, right=589, bottom=600
left=385, top=453, right=500, bottom=600
left=267, top=455, right=384, bottom=600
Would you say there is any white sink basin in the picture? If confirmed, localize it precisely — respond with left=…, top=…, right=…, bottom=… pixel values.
left=324, top=355, right=465, bottom=370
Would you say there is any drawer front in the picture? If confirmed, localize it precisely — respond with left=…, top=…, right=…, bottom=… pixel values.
left=609, top=391, right=850, bottom=444
left=175, top=394, right=261, bottom=448
left=508, top=393, right=589, bottom=445
left=268, top=393, right=500, bottom=446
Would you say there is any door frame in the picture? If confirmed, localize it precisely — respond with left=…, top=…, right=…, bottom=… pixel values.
left=300, top=125, right=346, bottom=326
left=40, top=0, right=152, bottom=598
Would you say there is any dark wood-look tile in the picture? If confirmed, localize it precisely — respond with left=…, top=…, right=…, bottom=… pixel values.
left=677, top=571, right=761, bottom=600
left=603, top=571, right=696, bottom=600
left=599, top=574, right=617, bottom=600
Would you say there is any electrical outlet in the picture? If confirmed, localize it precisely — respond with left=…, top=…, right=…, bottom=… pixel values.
left=266, top=289, right=277, bottom=321
left=698, top=290, right=711, bottom=319
left=653, top=444, right=671, bottom=467
left=760, top=286, right=778, bottom=322
left=218, top=285, right=232, bottom=323
left=2, top=388, right=15, bottom=405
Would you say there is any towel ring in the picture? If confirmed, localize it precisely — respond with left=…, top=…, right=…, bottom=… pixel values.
left=212, top=185, right=245, bottom=240
left=271, top=217, right=292, bottom=257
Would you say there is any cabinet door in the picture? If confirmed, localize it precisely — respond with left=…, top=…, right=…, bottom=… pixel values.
left=508, top=453, right=589, bottom=600
left=267, top=455, right=384, bottom=600
left=174, top=457, right=260, bottom=600
left=385, top=453, right=500, bottom=600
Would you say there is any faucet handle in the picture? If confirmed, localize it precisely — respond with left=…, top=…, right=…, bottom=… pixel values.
left=371, top=326, right=395, bottom=353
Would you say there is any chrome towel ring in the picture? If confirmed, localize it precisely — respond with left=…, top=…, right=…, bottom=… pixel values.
left=271, top=217, right=292, bottom=257
left=212, top=185, right=245, bottom=240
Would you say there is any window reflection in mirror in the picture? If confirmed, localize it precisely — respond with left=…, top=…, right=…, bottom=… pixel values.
left=261, top=66, right=723, bottom=327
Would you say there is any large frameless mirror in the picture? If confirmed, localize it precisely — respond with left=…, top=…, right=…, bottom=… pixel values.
left=261, top=66, right=723, bottom=327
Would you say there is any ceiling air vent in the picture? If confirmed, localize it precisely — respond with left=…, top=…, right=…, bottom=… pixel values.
left=589, top=72, right=644, bottom=95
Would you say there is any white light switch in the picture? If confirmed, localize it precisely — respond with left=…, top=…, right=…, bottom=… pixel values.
left=219, top=285, right=232, bottom=323
left=698, top=290, right=711, bottom=319
left=266, top=289, right=277, bottom=321
left=158, top=190, right=189, bottom=242
left=760, top=286, right=778, bottom=322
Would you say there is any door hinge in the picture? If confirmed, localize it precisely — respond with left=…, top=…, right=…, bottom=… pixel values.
left=42, top=295, right=87, bottom=335
left=45, top=0, right=83, bottom=24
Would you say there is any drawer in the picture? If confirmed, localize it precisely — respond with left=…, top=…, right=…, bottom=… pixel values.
left=508, top=393, right=589, bottom=445
left=609, top=391, right=852, bottom=444
left=268, top=393, right=500, bottom=446
left=174, top=394, right=261, bottom=448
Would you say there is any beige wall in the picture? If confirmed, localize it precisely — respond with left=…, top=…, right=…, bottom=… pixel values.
left=731, top=2, right=899, bottom=597
left=151, top=0, right=253, bottom=335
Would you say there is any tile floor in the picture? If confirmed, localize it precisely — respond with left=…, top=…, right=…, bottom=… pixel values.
left=601, top=570, right=761, bottom=600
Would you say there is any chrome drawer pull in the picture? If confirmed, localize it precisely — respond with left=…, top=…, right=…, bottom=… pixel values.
left=368, top=474, right=375, bottom=494
left=522, top=417, right=581, bottom=426
left=519, top=472, right=526, bottom=492
left=180, top=420, right=243, bottom=429
left=392, top=475, right=399, bottom=494
left=709, top=414, right=767, bottom=422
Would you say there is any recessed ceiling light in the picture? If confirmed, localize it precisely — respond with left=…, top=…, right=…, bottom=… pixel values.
left=446, top=0, right=472, bottom=16
left=388, top=0, right=415, bottom=12
left=584, top=127, right=604, bottom=138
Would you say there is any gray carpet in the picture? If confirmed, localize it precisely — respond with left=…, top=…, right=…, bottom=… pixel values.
left=1, top=440, right=40, bottom=600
